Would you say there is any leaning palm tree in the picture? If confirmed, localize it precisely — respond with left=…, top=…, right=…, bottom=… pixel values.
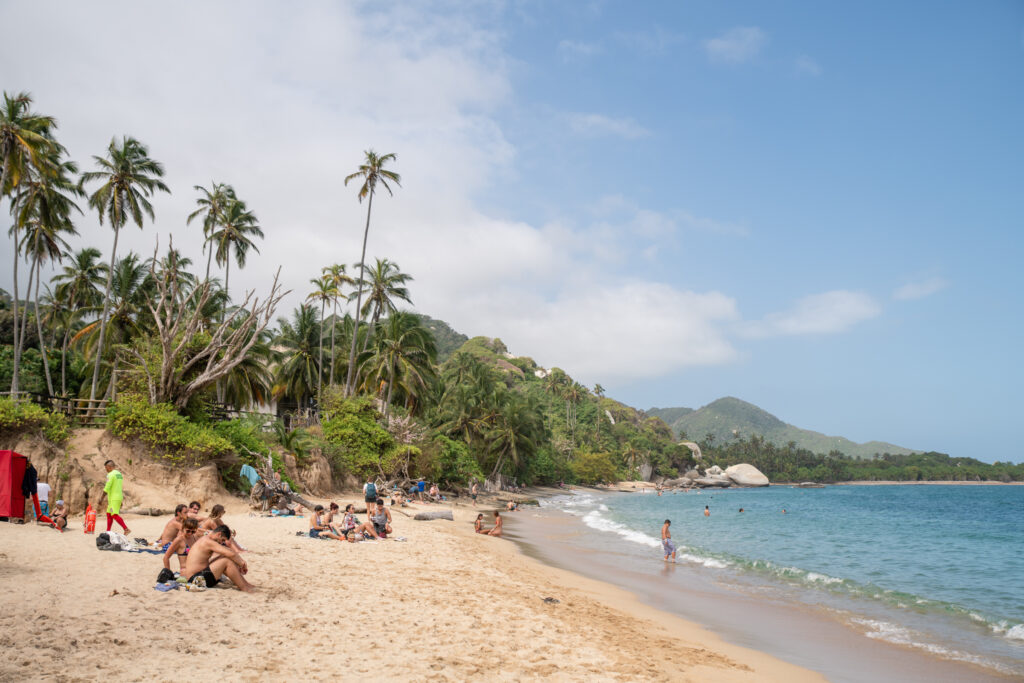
left=207, top=196, right=262, bottom=317
left=356, top=257, right=413, bottom=351
left=11, top=155, right=82, bottom=395
left=52, top=247, right=107, bottom=395
left=306, top=275, right=336, bottom=396
left=343, top=150, right=400, bottom=396
left=1, top=91, right=61, bottom=397
left=186, top=182, right=235, bottom=281
left=81, top=136, right=170, bottom=402
left=321, top=263, right=353, bottom=386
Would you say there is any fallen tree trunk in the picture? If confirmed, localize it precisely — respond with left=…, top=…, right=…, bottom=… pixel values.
left=413, top=509, right=453, bottom=521
left=123, top=507, right=167, bottom=516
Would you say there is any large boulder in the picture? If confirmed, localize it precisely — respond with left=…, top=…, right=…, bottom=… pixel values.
left=694, top=476, right=732, bottom=488
left=683, top=469, right=700, bottom=480
left=725, top=463, right=770, bottom=487
left=705, top=465, right=724, bottom=476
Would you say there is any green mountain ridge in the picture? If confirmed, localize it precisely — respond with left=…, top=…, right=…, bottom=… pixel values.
left=648, top=397, right=918, bottom=460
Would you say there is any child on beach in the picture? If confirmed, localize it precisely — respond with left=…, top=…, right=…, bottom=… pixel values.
left=661, top=519, right=676, bottom=562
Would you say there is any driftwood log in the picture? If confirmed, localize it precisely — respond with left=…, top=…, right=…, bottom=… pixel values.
left=413, top=509, right=453, bottom=521
left=246, top=449, right=318, bottom=512
left=123, top=507, right=167, bottom=516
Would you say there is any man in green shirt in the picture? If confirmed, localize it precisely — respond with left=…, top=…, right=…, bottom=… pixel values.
left=97, top=460, right=129, bottom=534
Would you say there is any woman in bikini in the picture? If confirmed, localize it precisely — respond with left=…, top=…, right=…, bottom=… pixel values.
left=162, top=518, right=200, bottom=572
left=309, top=505, right=342, bottom=540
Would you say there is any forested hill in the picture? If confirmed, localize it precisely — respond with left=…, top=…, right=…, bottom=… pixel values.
left=648, top=397, right=918, bottom=460
left=414, top=314, right=469, bottom=363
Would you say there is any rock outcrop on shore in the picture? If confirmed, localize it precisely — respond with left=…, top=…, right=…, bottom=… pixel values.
left=725, top=463, right=770, bottom=487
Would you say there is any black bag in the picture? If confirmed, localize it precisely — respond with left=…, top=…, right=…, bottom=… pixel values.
left=156, top=568, right=176, bottom=583
left=96, top=532, right=110, bottom=548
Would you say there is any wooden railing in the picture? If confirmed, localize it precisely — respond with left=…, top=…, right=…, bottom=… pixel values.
left=1, top=391, right=108, bottom=427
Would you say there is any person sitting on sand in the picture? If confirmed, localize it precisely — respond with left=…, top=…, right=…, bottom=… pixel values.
left=323, top=502, right=339, bottom=523
left=50, top=500, right=68, bottom=530
left=487, top=511, right=503, bottom=537
left=183, top=525, right=253, bottom=592
left=371, top=498, right=392, bottom=538
left=340, top=503, right=379, bottom=542
left=200, top=504, right=225, bottom=533
left=429, top=483, right=440, bottom=502
left=187, top=501, right=206, bottom=522
left=474, top=513, right=487, bottom=534
left=309, top=505, right=342, bottom=540
left=505, top=500, right=520, bottom=512
left=661, top=519, right=676, bottom=562
left=163, top=518, right=200, bottom=572
left=157, top=505, right=189, bottom=548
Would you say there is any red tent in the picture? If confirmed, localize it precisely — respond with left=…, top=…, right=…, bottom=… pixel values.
left=0, top=450, right=27, bottom=518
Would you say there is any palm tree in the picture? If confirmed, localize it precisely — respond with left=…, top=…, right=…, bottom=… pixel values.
left=71, top=253, right=153, bottom=399
left=11, top=155, right=82, bottom=395
left=356, top=257, right=413, bottom=352
left=1, top=91, right=61, bottom=397
left=306, top=275, right=336, bottom=397
left=321, top=263, right=353, bottom=386
left=52, top=247, right=107, bottom=395
left=273, top=304, right=322, bottom=410
left=208, top=196, right=262, bottom=318
left=81, top=136, right=169, bottom=402
left=358, top=311, right=436, bottom=418
left=186, top=182, right=235, bottom=281
left=343, top=150, right=401, bottom=396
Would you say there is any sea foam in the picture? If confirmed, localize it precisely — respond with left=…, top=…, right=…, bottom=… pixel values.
left=580, top=510, right=661, bottom=548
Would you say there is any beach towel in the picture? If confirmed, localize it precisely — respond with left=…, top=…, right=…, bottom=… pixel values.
left=154, top=582, right=180, bottom=592
left=239, top=464, right=260, bottom=490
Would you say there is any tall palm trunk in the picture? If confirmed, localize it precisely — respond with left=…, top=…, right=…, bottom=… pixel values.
left=329, top=299, right=337, bottom=386
left=9, top=234, right=22, bottom=396
left=90, top=224, right=120, bottom=402
left=223, top=255, right=230, bottom=322
left=205, top=240, right=213, bottom=281
left=345, top=190, right=374, bottom=396
left=317, top=300, right=325, bottom=396
left=32, top=254, right=54, bottom=396
left=16, top=256, right=34, bottom=354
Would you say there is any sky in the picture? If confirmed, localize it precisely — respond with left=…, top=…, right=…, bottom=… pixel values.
left=2, top=1, right=1022, bottom=462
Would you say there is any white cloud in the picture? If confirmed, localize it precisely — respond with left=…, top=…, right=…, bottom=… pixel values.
left=0, top=2, right=744, bottom=384
left=557, top=39, right=601, bottom=61
left=566, top=112, right=650, bottom=139
left=739, top=290, right=881, bottom=338
left=892, top=277, right=948, bottom=301
left=614, top=27, right=687, bottom=55
left=704, top=26, right=767, bottom=64
left=795, top=55, right=823, bottom=76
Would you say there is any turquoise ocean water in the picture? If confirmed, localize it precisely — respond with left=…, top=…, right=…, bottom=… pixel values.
left=538, top=485, right=1024, bottom=678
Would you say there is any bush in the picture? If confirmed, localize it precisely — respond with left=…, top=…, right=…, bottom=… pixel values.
left=106, top=394, right=233, bottom=465
left=431, top=435, right=483, bottom=486
left=321, top=395, right=394, bottom=479
left=570, top=450, right=620, bottom=484
left=0, top=397, right=71, bottom=445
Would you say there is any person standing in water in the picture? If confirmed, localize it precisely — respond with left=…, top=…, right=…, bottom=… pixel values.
left=661, top=519, right=676, bottom=562
left=704, top=505, right=710, bottom=517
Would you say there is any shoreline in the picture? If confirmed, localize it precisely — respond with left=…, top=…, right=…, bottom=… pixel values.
left=0, top=492, right=823, bottom=682
left=508, top=489, right=1017, bottom=682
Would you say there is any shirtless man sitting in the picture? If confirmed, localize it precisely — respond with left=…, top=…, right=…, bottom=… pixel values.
left=157, top=504, right=189, bottom=549
left=183, top=525, right=254, bottom=593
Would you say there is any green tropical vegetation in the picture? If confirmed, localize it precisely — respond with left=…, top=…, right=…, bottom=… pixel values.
left=2, top=91, right=1019, bottom=492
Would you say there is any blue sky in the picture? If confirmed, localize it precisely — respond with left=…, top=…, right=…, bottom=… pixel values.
left=2, top=1, right=1022, bottom=461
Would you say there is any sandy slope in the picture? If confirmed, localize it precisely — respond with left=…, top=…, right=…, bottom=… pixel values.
left=0, top=500, right=822, bottom=682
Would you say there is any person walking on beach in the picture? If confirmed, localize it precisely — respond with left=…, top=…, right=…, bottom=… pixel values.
left=661, top=519, right=676, bottom=562
left=97, top=460, right=130, bottom=534
left=471, top=481, right=479, bottom=507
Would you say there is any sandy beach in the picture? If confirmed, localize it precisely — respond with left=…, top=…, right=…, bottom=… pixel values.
left=0, top=496, right=824, bottom=682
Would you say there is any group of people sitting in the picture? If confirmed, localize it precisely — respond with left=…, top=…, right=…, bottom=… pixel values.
left=308, top=499, right=393, bottom=542
left=474, top=511, right=503, bottom=536
left=156, top=501, right=253, bottom=592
